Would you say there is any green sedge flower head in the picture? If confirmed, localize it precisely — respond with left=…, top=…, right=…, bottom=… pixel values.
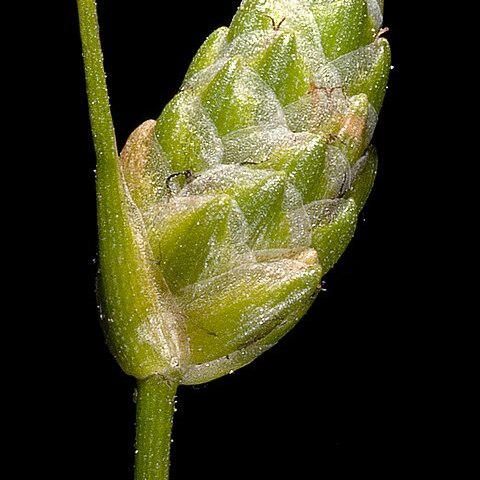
left=99, top=0, right=390, bottom=384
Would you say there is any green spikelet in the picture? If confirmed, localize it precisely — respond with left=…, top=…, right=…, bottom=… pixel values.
left=99, top=0, right=390, bottom=384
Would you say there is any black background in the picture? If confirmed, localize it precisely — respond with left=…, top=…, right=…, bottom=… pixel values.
left=24, top=1, right=457, bottom=478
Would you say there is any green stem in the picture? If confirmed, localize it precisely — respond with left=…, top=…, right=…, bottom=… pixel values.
left=135, top=376, right=178, bottom=480
left=77, top=0, right=118, bottom=171
left=78, top=2, right=179, bottom=479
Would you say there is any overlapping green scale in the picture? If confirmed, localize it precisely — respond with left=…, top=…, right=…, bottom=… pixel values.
left=180, top=258, right=321, bottom=364
left=256, top=32, right=311, bottom=106
left=107, top=0, right=390, bottom=383
left=310, top=0, right=369, bottom=59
